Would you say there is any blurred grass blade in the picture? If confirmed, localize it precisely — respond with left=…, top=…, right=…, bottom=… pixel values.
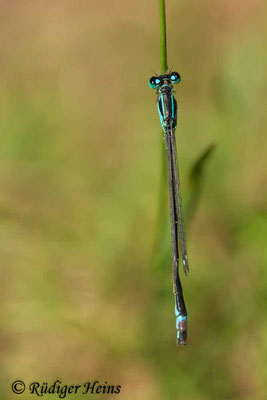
left=185, top=143, right=216, bottom=223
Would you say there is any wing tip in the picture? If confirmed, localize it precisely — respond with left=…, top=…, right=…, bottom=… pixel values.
left=182, top=258, right=190, bottom=276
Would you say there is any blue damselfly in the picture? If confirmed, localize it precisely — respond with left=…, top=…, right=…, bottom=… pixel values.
left=149, top=72, right=189, bottom=345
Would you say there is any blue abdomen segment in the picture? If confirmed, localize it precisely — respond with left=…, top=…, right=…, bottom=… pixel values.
left=175, top=298, right=187, bottom=345
left=157, top=90, right=177, bottom=131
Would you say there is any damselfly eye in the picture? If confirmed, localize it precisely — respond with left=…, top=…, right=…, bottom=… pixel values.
left=149, top=76, right=161, bottom=89
left=170, top=72, right=181, bottom=84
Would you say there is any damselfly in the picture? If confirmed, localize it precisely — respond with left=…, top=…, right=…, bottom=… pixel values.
left=149, top=72, right=189, bottom=345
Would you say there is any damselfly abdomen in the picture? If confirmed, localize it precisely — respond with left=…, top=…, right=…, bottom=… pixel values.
left=149, top=72, right=189, bottom=345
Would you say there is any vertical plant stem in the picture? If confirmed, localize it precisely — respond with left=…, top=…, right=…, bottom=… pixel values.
left=158, top=0, right=168, bottom=233
left=159, top=0, right=168, bottom=74
left=153, top=0, right=169, bottom=268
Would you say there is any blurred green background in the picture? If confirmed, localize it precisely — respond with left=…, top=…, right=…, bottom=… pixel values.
left=1, top=1, right=267, bottom=399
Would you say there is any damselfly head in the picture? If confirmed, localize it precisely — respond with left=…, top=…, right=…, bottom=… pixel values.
left=149, top=72, right=181, bottom=89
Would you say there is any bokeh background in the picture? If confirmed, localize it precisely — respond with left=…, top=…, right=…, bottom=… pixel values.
left=1, top=1, right=267, bottom=399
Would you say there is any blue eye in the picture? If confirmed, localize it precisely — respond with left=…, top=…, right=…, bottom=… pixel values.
left=170, top=72, right=181, bottom=84
left=149, top=76, right=161, bottom=89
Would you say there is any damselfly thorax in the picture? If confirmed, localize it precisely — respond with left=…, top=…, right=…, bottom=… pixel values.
left=157, top=83, right=177, bottom=130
